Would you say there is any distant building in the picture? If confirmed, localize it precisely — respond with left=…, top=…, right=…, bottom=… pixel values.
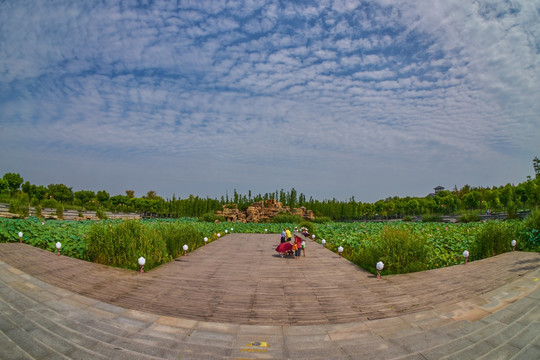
left=429, top=186, right=445, bottom=197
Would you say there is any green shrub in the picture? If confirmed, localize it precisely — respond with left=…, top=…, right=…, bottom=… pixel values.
left=56, top=204, right=64, bottom=219
left=157, top=222, right=204, bottom=259
left=34, top=205, right=42, bottom=219
left=41, top=198, right=57, bottom=209
left=473, top=221, right=516, bottom=259
left=9, top=192, right=29, bottom=217
left=354, top=227, right=429, bottom=275
left=422, top=214, right=443, bottom=222
left=521, top=210, right=540, bottom=251
left=458, top=213, right=481, bottom=223
left=403, top=216, right=414, bottom=222
left=96, top=207, right=108, bottom=220
left=379, top=227, right=429, bottom=274
left=86, top=220, right=168, bottom=270
left=272, top=213, right=305, bottom=224
left=198, top=212, right=225, bottom=222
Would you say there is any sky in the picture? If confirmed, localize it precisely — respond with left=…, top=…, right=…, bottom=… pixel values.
left=1, top=0, right=539, bottom=203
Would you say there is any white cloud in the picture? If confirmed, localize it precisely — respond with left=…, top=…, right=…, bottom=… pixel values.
left=0, top=0, right=538, bottom=202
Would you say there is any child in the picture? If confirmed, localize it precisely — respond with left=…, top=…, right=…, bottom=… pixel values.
left=292, top=242, right=299, bottom=260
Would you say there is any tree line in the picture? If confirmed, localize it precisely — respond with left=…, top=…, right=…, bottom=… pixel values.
left=1, top=157, right=539, bottom=220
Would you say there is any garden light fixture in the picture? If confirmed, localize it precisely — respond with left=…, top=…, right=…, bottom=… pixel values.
left=217, top=233, right=221, bottom=238
left=183, top=244, right=188, bottom=256
left=321, top=239, right=326, bottom=247
left=511, top=239, right=516, bottom=252
left=338, top=246, right=343, bottom=258
left=225, top=229, right=228, bottom=234
left=376, top=261, right=384, bottom=279
left=18, top=231, right=23, bottom=243
left=265, top=228, right=268, bottom=233
left=204, top=237, right=208, bottom=245
left=312, top=234, right=315, bottom=240
left=138, top=257, right=145, bottom=273
left=55, top=242, right=61, bottom=256
left=463, top=250, right=469, bottom=265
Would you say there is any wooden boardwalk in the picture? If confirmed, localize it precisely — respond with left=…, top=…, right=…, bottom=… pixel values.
left=1, top=233, right=538, bottom=326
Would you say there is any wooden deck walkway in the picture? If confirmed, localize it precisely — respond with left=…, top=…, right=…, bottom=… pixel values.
left=1, top=233, right=538, bottom=326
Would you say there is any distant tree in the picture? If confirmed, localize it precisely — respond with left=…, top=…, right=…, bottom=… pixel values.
left=145, top=190, right=160, bottom=200
left=0, top=178, right=10, bottom=194
left=462, top=191, right=481, bottom=210
left=33, top=185, right=47, bottom=201
left=534, top=156, right=540, bottom=178
left=74, top=190, right=96, bottom=206
left=96, top=190, right=110, bottom=204
left=47, top=184, right=73, bottom=203
left=3, top=173, right=23, bottom=194
left=125, top=190, right=135, bottom=198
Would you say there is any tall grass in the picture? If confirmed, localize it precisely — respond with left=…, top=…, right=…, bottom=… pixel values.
left=353, top=227, right=429, bottom=275
left=85, top=220, right=204, bottom=270
left=472, top=221, right=517, bottom=260
left=9, top=192, right=29, bottom=217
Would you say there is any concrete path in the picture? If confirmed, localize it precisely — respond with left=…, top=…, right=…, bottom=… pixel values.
left=1, top=233, right=539, bottom=359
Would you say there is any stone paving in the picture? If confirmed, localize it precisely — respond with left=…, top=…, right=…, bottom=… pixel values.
left=0, top=233, right=539, bottom=359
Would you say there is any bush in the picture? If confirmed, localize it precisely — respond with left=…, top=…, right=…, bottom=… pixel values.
left=96, top=207, right=108, bottom=220
left=521, top=210, right=540, bottom=251
left=422, top=214, right=442, bottom=222
left=272, top=213, right=305, bottom=223
left=34, top=205, right=42, bottom=219
left=86, top=220, right=168, bottom=270
left=40, top=198, right=58, bottom=209
left=473, top=221, right=516, bottom=259
left=458, top=213, right=481, bottom=223
left=9, top=192, right=29, bottom=217
left=311, top=216, right=332, bottom=224
left=56, top=204, right=64, bottom=219
left=403, top=216, right=414, bottom=222
left=198, top=212, right=225, bottom=222
left=85, top=220, right=205, bottom=270
left=354, top=227, right=429, bottom=275
left=157, top=222, right=204, bottom=259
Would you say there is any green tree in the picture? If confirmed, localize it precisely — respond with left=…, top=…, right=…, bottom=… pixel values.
left=47, top=184, right=73, bottom=203
left=3, top=173, right=23, bottom=194
left=74, top=190, right=96, bottom=206
left=0, top=178, right=9, bottom=194
left=533, top=156, right=540, bottom=178
left=96, top=190, right=110, bottom=204
left=462, top=191, right=481, bottom=210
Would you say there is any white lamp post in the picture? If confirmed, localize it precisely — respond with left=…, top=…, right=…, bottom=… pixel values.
left=230, top=228, right=233, bottom=232
left=511, top=239, right=516, bottom=252
left=55, top=242, right=61, bottom=256
left=311, top=234, right=315, bottom=240
left=463, top=250, right=469, bottom=265
left=265, top=228, right=268, bottom=234
left=338, top=246, right=343, bottom=258
left=376, top=261, right=384, bottom=279
left=321, top=239, right=326, bottom=247
left=217, top=232, right=221, bottom=238
left=183, top=244, right=188, bottom=256
left=225, top=229, right=228, bottom=234
left=138, top=256, right=145, bottom=273
left=204, top=237, right=208, bottom=245
left=18, top=231, right=23, bottom=244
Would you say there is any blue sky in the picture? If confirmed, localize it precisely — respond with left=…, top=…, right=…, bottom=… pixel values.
left=1, top=0, right=539, bottom=202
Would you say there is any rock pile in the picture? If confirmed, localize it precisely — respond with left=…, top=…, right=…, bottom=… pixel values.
left=216, top=199, right=314, bottom=223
